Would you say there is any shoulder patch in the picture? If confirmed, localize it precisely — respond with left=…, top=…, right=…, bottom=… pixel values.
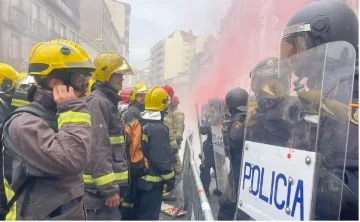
left=349, top=105, right=359, bottom=125
left=235, top=121, right=243, bottom=128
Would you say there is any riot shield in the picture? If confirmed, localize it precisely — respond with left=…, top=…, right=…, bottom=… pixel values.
left=236, top=41, right=356, bottom=220
left=210, top=99, right=237, bottom=202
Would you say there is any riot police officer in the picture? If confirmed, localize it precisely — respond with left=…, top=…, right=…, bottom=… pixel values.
left=218, top=87, right=248, bottom=220
left=199, top=103, right=221, bottom=197
left=280, top=0, right=358, bottom=219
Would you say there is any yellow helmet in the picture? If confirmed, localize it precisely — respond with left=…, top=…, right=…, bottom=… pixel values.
left=92, top=51, right=124, bottom=82
left=86, top=78, right=96, bottom=96
left=112, top=58, right=134, bottom=76
left=0, top=63, right=19, bottom=93
left=130, top=82, right=148, bottom=101
left=28, top=39, right=95, bottom=76
left=145, top=86, right=170, bottom=111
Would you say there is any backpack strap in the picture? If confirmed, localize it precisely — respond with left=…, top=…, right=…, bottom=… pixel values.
left=1, top=103, right=57, bottom=214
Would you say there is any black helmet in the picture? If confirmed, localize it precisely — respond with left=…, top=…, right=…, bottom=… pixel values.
left=251, top=57, right=289, bottom=98
left=225, top=87, right=248, bottom=113
left=281, top=0, right=358, bottom=60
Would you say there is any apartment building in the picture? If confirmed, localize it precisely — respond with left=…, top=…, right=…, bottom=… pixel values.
left=79, top=0, right=125, bottom=56
left=148, top=30, right=211, bottom=87
left=105, top=0, right=131, bottom=59
left=0, top=0, right=81, bottom=72
left=123, top=68, right=149, bottom=88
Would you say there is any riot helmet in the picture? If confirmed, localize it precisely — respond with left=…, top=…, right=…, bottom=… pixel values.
left=225, top=87, right=248, bottom=114
left=251, top=57, right=288, bottom=112
left=280, top=0, right=358, bottom=88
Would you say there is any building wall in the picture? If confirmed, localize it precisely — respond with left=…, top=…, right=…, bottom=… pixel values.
left=79, top=0, right=123, bottom=54
left=148, top=30, right=211, bottom=87
left=104, top=0, right=131, bottom=59
left=163, top=31, right=185, bottom=80
left=0, top=0, right=81, bottom=72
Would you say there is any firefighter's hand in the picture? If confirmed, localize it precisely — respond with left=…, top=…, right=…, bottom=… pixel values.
left=53, top=85, right=76, bottom=103
left=105, top=193, right=120, bottom=208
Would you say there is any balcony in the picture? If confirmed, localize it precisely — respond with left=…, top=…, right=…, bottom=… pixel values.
left=48, top=0, right=80, bottom=21
left=8, top=6, right=29, bottom=31
left=29, top=18, right=46, bottom=39
left=47, top=29, right=61, bottom=41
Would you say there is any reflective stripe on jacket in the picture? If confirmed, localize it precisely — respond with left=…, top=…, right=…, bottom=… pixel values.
left=84, top=88, right=128, bottom=199
left=2, top=89, right=91, bottom=220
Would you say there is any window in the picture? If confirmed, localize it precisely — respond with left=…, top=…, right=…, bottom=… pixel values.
left=31, top=3, right=40, bottom=32
left=60, top=23, right=66, bottom=38
left=31, top=3, right=40, bottom=20
left=12, top=0, right=20, bottom=7
left=47, top=14, right=54, bottom=36
left=70, top=30, right=76, bottom=42
left=11, top=34, right=21, bottom=60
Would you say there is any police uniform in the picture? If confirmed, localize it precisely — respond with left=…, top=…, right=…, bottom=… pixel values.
left=217, top=112, right=246, bottom=220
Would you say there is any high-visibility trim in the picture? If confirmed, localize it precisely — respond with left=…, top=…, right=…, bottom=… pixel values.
left=122, top=202, right=134, bottom=208
left=175, top=132, right=183, bottom=137
left=11, top=99, right=30, bottom=107
left=109, top=135, right=125, bottom=145
left=83, top=172, right=115, bottom=187
left=162, top=192, right=170, bottom=197
left=0, top=97, right=3, bottom=103
left=142, top=134, right=148, bottom=143
left=58, top=111, right=91, bottom=128
left=114, top=171, right=128, bottom=181
left=141, top=171, right=174, bottom=182
left=170, top=140, right=177, bottom=146
left=4, top=179, right=16, bottom=221
left=161, top=171, right=175, bottom=180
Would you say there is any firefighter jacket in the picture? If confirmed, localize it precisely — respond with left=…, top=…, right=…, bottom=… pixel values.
left=2, top=88, right=92, bottom=220
left=123, top=101, right=144, bottom=124
left=84, top=83, right=128, bottom=200
left=163, top=108, right=178, bottom=151
left=173, top=106, right=185, bottom=144
left=138, top=111, right=175, bottom=189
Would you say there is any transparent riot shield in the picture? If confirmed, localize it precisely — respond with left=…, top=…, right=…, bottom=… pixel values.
left=236, top=41, right=356, bottom=220
left=210, top=99, right=237, bottom=202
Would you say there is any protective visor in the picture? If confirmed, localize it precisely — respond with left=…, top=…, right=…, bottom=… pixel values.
left=69, top=69, right=92, bottom=91
left=0, top=78, right=16, bottom=94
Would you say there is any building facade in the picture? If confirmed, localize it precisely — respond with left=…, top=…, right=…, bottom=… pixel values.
left=79, top=0, right=124, bottom=56
left=105, top=0, right=131, bottom=59
left=123, top=68, right=149, bottom=88
left=0, top=0, right=81, bottom=72
left=148, top=30, right=212, bottom=87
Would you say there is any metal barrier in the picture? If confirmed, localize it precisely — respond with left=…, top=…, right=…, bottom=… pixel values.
left=174, top=131, right=214, bottom=220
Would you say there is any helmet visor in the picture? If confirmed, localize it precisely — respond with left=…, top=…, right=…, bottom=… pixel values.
left=0, top=78, right=15, bottom=93
left=70, top=70, right=92, bottom=91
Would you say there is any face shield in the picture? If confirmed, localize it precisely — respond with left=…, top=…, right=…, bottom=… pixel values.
left=69, top=69, right=92, bottom=91
left=0, top=77, right=16, bottom=94
left=280, top=24, right=326, bottom=90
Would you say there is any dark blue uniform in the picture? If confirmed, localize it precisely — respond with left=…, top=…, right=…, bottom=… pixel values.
left=217, top=112, right=246, bottom=220
left=199, top=118, right=216, bottom=196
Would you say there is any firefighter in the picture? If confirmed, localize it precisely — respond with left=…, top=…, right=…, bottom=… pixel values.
left=131, top=86, right=175, bottom=220
left=0, top=63, right=21, bottom=220
left=218, top=87, right=248, bottom=220
left=281, top=1, right=358, bottom=219
left=1, top=40, right=94, bottom=220
left=162, top=85, right=181, bottom=201
left=123, top=82, right=147, bottom=124
left=171, top=96, right=185, bottom=147
left=83, top=51, right=128, bottom=220
left=0, top=63, right=20, bottom=123
left=10, top=72, right=33, bottom=110
left=118, top=87, right=132, bottom=117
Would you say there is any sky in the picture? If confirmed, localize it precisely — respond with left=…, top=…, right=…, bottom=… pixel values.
left=120, top=0, right=233, bottom=69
